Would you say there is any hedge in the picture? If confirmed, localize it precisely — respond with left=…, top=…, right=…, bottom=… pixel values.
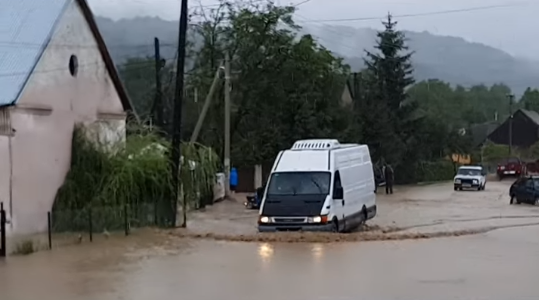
left=395, top=160, right=456, bottom=184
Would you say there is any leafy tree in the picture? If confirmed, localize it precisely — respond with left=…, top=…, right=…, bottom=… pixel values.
left=187, top=2, right=351, bottom=165
left=521, top=87, right=539, bottom=112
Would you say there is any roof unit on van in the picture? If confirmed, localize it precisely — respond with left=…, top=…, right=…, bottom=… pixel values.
left=291, top=139, right=341, bottom=150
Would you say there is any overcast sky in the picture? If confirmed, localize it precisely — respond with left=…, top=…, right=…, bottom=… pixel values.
left=88, top=0, right=539, bottom=60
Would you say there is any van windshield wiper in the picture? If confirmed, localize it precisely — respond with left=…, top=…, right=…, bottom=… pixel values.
left=310, top=178, right=323, bottom=193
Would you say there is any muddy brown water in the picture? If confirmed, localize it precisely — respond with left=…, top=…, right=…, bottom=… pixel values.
left=3, top=181, right=539, bottom=299
left=2, top=226, right=539, bottom=300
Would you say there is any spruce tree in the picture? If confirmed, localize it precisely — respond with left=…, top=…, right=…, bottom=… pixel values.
left=362, top=13, right=419, bottom=166
left=364, top=13, right=415, bottom=111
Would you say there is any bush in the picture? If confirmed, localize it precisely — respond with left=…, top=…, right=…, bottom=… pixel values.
left=52, top=124, right=219, bottom=231
left=415, top=160, right=456, bottom=182
left=395, top=159, right=456, bottom=184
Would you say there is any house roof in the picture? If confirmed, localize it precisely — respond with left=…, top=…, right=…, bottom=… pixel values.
left=0, top=0, right=135, bottom=117
left=519, top=109, right=539, bottom=125
left=470, top=121, right=500, bottom=147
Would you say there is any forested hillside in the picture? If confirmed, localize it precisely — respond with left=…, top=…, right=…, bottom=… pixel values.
left=96, top=16, right=539, bottom=94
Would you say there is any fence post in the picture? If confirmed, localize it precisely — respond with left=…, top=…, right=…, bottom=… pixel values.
left=88, top=208, right=93, bottom=242
left=124, top=203, right=129, bottom=236
left=47, top=212, right=52, bottom=250
left=0, top=202, right=6, bottom=257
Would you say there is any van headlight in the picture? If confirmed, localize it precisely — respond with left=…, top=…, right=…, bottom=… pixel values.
left=259, top=216, right=270, bottom=223
left=473, top=179, right=478, bottom=184
left=455, top=179, right=461, bottom=183
left=308, top=215, right=328, bottom=223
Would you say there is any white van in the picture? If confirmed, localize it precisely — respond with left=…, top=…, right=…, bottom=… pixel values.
left=258, top=139, right=377, bottom=232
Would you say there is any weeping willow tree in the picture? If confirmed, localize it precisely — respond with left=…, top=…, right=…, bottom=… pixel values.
left=52, top=124, right=219, bottom=231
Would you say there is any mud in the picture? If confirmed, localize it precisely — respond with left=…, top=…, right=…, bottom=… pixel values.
left=170, top=221, right=539, bottom=243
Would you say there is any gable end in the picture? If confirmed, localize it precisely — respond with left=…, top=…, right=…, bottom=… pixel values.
left=76, top=0, right=138, bottom=121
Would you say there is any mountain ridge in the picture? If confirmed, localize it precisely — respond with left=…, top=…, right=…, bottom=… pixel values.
left=95, top=16, right=539, bottom=94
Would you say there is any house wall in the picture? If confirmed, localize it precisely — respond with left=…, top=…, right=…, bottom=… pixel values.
left=3, top=1, right=125, bottom=236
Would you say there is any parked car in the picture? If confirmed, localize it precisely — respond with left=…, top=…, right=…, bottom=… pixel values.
left=509, top=176, right=539, bottom=205
left=497, top=157, right=525, bottom=180
left=454, top=165, right=487, bottom=191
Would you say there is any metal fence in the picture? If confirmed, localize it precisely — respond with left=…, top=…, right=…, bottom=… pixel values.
left=44, top=203, right=161, bottom=249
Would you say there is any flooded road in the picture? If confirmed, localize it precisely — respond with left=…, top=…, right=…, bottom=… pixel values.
left=3, top=180, right=539, bottom=299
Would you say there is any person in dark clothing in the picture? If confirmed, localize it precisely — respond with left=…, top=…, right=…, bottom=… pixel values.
left=384, top=164, right=394, bottom=194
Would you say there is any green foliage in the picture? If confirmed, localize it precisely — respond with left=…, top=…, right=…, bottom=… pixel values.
left=115, top=2, right=539, bottom=185
left=53, top=125, right=219, bottom=231
left=521, top=88, right=539, bottom=112
left=408, top=80, right=512, bottom=126
left=481, top=142, right=510, bottom=163
left=359, top=15, right=420, bottom=167
left=415, top=160, right=457, bottom=183
left=185, top=2, right=352, bottom=165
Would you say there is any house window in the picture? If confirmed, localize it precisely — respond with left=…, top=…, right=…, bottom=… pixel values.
left=0, top=108, right=12, bottom=136
left=69, top=55, right=78, bottom=77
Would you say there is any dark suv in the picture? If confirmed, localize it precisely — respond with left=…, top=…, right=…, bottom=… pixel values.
left=509, top=176, right=539, bottom=205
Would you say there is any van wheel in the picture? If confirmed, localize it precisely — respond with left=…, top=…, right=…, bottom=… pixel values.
left=360, top=207, right=368, bottom=226
left=510, top=195, right=520, bottom=205
left=331, top=218, right=339, bottom=233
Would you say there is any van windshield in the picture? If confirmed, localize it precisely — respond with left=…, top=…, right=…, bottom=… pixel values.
left=267, top=172, right=331, bottom=196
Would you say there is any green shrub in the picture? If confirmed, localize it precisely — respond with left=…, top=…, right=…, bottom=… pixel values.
left=395, top=159, right=457, bottom=184
left=415, top=160, right=456, bottom=182
left=52, top=124, right=219, bottom=231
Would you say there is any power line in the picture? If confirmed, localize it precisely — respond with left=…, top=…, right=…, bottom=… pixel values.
left=300, top=3, right=530, bottom=23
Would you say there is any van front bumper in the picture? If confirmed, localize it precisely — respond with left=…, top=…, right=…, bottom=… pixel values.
left=258, top=222, right=334, bottom=232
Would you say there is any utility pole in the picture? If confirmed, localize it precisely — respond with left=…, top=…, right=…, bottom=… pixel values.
left=507, top=93, right=514, bottom=155
left=224, top=51, right=231, bottom=198
left=152, top=37, right=164, bottom=129
left=190, top=61, right=223, bottom=143
left=170, top=0, right=189, bottom=228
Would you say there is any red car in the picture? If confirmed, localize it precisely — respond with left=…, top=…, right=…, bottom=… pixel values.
left=497, top=157, right=526, bottom=180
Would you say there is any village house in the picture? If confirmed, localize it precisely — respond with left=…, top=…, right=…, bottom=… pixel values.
left=487, top=109, right=539, bottom=148
left=0, top=0, right=134, bottom=236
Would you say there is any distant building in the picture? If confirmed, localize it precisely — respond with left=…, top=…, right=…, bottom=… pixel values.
left=470, top=121, right=500, bottom=147
left=0, top=0, right=134, bottom=235
left=487, top=109, right=539, bottom=148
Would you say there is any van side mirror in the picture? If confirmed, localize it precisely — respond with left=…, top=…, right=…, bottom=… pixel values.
left=333, top=187, right=343, bottom=199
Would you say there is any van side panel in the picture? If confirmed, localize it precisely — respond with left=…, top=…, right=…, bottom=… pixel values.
left=333, top=145, right=376, bottom=222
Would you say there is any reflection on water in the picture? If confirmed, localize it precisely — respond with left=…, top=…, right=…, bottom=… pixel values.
left=257, top=242, right=274, bottom=265
left=311, top=243, right=324, bottom=261
left=2, top=226, right=539, bottom=300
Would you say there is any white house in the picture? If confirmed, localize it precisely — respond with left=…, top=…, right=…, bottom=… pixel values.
left=0, top=0, right=134, bottom=235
